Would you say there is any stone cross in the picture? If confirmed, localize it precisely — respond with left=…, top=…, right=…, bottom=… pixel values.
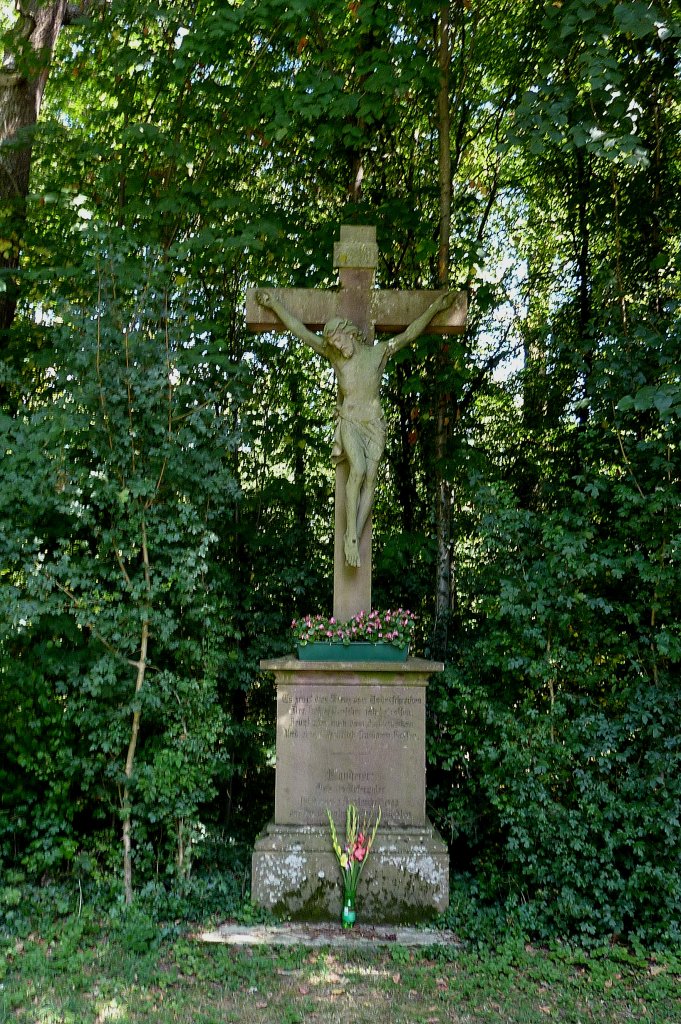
left=245, top=225, right=466, bottom=621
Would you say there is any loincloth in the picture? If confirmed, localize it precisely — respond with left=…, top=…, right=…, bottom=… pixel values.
left=332, top=410, right=386, bottom=466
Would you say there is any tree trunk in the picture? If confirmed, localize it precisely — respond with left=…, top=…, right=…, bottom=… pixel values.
left=393, top=361, right=418, bottom=535
left=121, top=519, right=151, bottom=905
left=574, top=147, right=592, bottom=426
left=436, top=4, right=451, bottom=291
left=1, top=0, right=68, bottom=347
left=432, top=2, right=453, bottom=661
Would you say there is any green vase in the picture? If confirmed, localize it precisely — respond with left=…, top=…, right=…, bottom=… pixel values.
left=341, top=890, right=356, bottom=929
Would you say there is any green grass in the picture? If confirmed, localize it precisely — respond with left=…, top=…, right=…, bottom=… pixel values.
left=1, top=918, right=680, bottom=1024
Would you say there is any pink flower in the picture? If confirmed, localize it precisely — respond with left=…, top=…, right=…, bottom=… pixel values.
left=351, top=834, right=367, bottom=861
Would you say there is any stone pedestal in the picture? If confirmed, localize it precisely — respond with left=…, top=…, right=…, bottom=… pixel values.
left=252, top=657, right=448, bottom=923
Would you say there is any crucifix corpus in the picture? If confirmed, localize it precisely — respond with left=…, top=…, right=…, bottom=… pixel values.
left=245, top=225, right=467, bottom=622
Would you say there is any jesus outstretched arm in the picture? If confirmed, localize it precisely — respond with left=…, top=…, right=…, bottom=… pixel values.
left=255, top=290, right=328, bottom=357
left=384, top=291, right=457, bottom=358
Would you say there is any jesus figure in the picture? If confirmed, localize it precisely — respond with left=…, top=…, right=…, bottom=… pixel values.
left=255, top=288, right=456, bottom=568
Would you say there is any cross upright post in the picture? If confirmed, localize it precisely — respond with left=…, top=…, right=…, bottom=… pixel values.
left=245, top=225, right=467, bottom=623
left=331, top=226, right=378, bottom=620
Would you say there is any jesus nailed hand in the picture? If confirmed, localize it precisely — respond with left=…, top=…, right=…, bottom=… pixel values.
left=255, top=288, right=456, bottom=568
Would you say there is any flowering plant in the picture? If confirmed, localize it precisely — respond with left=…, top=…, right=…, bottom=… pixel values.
left=327, top=804, right=381, bottom=927
left=292, top=608, right=415, bottom=650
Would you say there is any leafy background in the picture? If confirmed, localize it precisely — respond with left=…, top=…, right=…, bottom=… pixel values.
left=1, top=0, right=679, bottom=946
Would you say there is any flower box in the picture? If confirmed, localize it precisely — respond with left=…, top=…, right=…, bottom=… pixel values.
left=296, top=640, right=409, bottom=662
left=292, top=608, right=415, bottom=662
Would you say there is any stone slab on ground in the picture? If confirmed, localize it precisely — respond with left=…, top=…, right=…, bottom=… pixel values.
left=198, top=923, right=460, bottom=949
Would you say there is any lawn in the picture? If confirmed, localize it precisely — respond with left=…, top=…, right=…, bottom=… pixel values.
left=2, top=917, right=680, bottom=1024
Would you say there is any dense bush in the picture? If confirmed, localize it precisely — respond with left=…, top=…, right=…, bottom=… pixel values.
left=429, top=462, right=681, bottom=946
left=431, top=671, right=680, bottom=946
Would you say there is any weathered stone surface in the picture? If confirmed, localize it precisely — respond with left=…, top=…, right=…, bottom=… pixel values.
left=261, top=658, right=442, bottom=828
left=333, top=460, right=371, bottom=622
left=333, top=224, right=379, bottom=270
left=245, top=288, right=338, bottom=334
left=200, top=923, right=460, bottom=948
left=251, top=822, right=449, bottom=923
left=370, top=288, right=468, bottom=334
left=252, top=657, right=450, bottom=924
left=244, top=285, right=467, bottom=336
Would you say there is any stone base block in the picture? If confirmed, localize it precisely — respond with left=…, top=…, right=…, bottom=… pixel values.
left=251, top=821, right=449, bottom=924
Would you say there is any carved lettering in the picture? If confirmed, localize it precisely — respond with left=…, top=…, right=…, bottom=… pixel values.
left=275, top=682, right=426, bottom=826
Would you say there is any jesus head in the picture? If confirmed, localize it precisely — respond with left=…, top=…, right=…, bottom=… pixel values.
left=323, top=318, right=366, bottom=358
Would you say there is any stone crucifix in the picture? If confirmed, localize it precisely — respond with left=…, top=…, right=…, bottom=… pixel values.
left=245, top=225, right=467, bottom=621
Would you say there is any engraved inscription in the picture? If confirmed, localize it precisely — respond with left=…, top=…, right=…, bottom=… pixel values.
left=275, top=683, right=426, bottom=826
left=280, top=690, right=422, bottom=742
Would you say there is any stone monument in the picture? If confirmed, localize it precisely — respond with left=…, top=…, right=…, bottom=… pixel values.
left=248, top=226, right=467, bottom=922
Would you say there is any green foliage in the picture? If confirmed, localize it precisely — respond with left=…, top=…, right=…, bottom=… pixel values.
left=0, top=235, right=253, bottom=885
left=3, top=918, right=681, bottom=1023
left=0, top=0, right=679, bottom=947
left=510, top=0, right=679, bottom=166
left=429, top=461, right=681, bottom=945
